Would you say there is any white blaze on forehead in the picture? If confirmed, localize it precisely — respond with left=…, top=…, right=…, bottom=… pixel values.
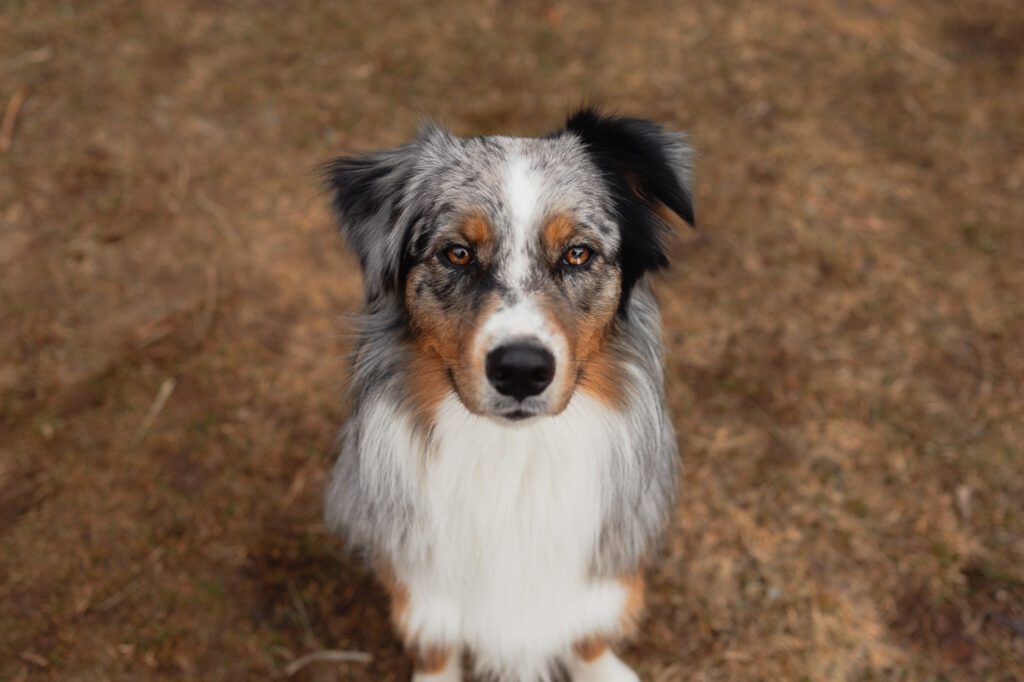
left=503, top=153, right=544, bottom=288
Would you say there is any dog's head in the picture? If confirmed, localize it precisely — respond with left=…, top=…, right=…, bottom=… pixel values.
left=325, top=109, right=694, bottom=423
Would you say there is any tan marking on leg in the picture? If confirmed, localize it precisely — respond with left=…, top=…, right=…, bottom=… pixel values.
left=378, top=563, right=456, bottom=675
left=411, top=646, right=454, bottom=675
left=376, top=562, right=412, bottom=640
left=619, top=571, right=646, bottom=635
left=573, top=635, right=609, bottom=663
left=572, top=574, right=644, bottom=666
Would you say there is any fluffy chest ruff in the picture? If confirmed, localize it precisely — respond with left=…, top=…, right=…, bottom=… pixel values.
left=394, top=393, right=632, bottom=677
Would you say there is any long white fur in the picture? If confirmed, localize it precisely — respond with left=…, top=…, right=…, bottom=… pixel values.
left=390, top=392, right=633, bottom=681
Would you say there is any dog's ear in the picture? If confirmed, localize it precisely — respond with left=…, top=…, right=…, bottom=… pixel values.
left=561, top=108, right=694, bottom=304
left=322, top=126, right=450, bottom=301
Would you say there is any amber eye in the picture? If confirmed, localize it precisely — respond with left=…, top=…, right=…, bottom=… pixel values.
left=563, top=245, right=591, bottom=267
left=445, top=245, right=472, bottom=266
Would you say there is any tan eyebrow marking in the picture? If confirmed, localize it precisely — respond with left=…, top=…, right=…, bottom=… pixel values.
left=461, top=214, right=492, bottom=246
left=542, top=213, right=576, bottom=252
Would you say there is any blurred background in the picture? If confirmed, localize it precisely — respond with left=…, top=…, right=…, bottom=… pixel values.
left=2, top=1, right=1022, bottom=680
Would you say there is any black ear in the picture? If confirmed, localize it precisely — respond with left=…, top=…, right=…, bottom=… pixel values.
left=321, top=136, right=430, bottom=301
left=562, top=108, right=695, bottom=305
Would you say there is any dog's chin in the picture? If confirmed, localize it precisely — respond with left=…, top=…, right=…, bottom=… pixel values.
left=458, top=393, right=573, bottom=426
left=448, top=374, right=574, bottom=424
left=493, top=408, right=543, bottom=424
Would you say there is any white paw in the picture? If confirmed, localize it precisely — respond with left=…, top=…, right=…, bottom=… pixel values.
left=569, top=650, right=640, bottom=682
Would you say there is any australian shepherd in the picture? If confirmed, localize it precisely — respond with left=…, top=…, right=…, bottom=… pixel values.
left=321, top=108, right=694, bottom=682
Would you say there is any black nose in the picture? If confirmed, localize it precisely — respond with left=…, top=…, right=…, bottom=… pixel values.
left=485, top=344, right=555, bottom=401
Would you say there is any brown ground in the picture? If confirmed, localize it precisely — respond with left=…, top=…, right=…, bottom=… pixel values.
left=2, top=1, right=1023, bottom=680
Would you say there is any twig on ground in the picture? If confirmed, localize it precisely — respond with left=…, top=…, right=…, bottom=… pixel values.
left=97, top=574, right=146, bottom=612
left=168, top=154, right=191, bottom=213
left=1, top=85, right=29, bottom=152
left=9, top=46, right=53, bottom=69
left=286, top=579, right=317, bottom=647
left=748, top=399, right=797, bottom=457
left=283, top=650, right=373, bottom=677
left=898, top=36, right=954, bottom=73
left=199, top=264, right=218, bottom=338
left=196, top=191, right=243, bottom=247
left=131, top=378, right=176, bottom=446
left=19, top=651, right=48, bottom=668
left=685, top=27, right=712, bottom=48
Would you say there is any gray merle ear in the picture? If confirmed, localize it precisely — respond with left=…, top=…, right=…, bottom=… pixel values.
left=560, top=108, right=695, bottom=304
left=321, top=133, right=436, bottom=301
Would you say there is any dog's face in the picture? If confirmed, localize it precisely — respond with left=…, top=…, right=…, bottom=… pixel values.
left=325, top=109, right=694, bottom=423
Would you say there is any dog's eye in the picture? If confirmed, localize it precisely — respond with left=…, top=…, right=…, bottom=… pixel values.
left=562, top=246, right=591, bottom=267
left=445, top=245, right=473, bottom=266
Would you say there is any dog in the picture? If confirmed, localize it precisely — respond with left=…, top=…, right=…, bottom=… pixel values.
left=322, top=108, right=694, bottom=682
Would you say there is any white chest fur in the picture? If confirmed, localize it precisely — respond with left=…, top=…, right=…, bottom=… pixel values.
left=393, top=393, right=629, bottom=679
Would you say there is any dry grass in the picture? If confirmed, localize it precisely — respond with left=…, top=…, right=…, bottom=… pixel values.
left=2, top=0, right=1023, bottom=680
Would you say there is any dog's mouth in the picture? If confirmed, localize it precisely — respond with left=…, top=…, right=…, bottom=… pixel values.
left=501, top=409, right=534, bottom=421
